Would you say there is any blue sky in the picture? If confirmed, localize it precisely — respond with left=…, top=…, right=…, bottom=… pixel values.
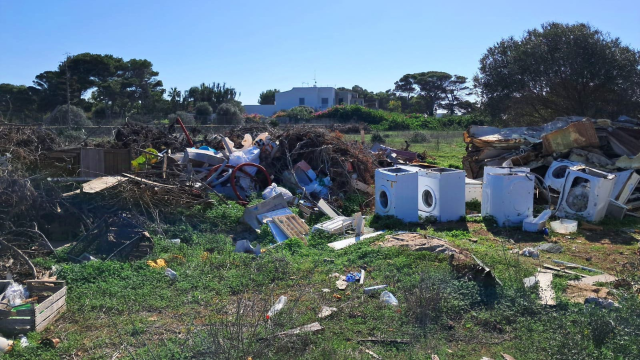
left=1, top=0, right=638, bottom=105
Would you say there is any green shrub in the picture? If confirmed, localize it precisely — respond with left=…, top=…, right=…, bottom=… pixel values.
left=195, top=102, right=212, bottom=117
left=371, top=132, right=385, bottom=144
left=47, top=105, right=92, bottom=127
left=216, top=103, right=244, bottom=125
left=287, top=106, right=314, bottom=122
left=408, top=131, right=429, bottom=143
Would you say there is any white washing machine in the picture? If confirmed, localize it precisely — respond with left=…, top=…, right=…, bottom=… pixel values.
left=556, top=166, right=616, bottom=222
left=482, top=172, right=534, bottom=227
left=375, top=167, right=419, bottom=222
left=544, top=160, right=582, bottom=192
left=418, top=168, right=465, bottom=222
left=482, top=166, right=530, bottom=183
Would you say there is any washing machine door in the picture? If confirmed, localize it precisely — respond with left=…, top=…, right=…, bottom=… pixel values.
left=421, top=185, right=437, bottom=213
left=377, top=185, right=392, bottom=214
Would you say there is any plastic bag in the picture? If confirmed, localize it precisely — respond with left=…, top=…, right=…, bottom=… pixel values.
left=267, top=295, right=287, bottom=319
left=6, top=282, right=26, bottom=307
left=229, top=146, right=260, bottom=175
left=241, top=134, right=253, bottom=149
left=262, top=183, right=293, bottom=201
left=380, top=291, right=398, bottom=306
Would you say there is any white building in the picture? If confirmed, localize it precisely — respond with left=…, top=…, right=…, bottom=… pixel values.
left=244, top=86, right=364, bottom=117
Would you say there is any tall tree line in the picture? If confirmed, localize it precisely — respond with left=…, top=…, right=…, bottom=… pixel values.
left=0, top=53, right=242, bottom=124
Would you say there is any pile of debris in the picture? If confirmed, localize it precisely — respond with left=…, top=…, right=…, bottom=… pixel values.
left=0, top=126, right=61, bottom=166
left=66, top=213, right=153, bottom=262
left=98, top=120, right=195, bottom=152
left=463, top=116, right=640, bottom=219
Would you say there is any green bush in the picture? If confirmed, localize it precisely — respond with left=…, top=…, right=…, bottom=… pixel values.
left=287, top=106, right=314, bottom=122
left=313, top=105, right=489, bottom=131
left=216, top=103, right=244, bottom=125
left=47, top=105, right=92, bottom=127
left=371, top=132, right=385, bottom=144
left=408, top=131, right=429, bottom=143
left=195, top=102, right=212, bottom=117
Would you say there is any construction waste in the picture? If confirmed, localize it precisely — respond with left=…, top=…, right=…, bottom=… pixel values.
left=462, top=116, right=640, bottom=221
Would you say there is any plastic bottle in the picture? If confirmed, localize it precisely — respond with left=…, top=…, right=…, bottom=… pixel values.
left=266, top=296, right=287, bottom=319
left=380, top=291, right=399, bottom=306
left=364, top=285, right=388, bottom=295
left=165, top=268, right=177, bottom=280
left=17, top=335, right=28, bottom=348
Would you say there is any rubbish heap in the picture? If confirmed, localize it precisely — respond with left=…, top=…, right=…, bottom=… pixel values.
left=462, top=116, right=640, bottom=220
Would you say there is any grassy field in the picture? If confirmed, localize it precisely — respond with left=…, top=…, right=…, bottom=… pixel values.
left=345, top=130, right=466, bottom=168
left=5, top=131, right=640, bottom=360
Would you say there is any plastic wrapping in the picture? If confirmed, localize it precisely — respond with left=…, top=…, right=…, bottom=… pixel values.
left=380, top=291, right=399, bottom=306
left=267, top=295, right=287, bottom=319
left=6, top=282, right=27, bottom=307
left=262, top=183, right=293, bottom=201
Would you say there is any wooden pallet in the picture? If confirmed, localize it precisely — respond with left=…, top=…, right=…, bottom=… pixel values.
left=273, top=214, right=309, bottom=243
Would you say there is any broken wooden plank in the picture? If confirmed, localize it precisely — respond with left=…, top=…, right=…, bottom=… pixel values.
left=537, top=272, right=556, bottom=305
left=352, top=179, right=375, bottom=195
left=121, top=173, right=177, bottom=188
left=275, top=322, right=323, bottom=337
left=327, top=231, right=385, bottom=250
left=542, top=264, right=588, bottom=277
left=568, top=274, right=617, bottom=286
left=356, top=338, right=411, bottom=344
left=317, top=199, right=340, bottom=218
left=81, top=176, right=126, bottom=193
left=361, top=347, right=381, bottom=359
left=579, top=222, right=603, bottom=231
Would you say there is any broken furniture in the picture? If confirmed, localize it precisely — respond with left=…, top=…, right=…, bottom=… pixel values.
left=375, top=167, right=419, bottom=222
left=46, top=147, right=132, bottom=178
left=66, top=214, right=154, bottom=262
left=0, top=280, right=67, bottom=335
left=312, top=217, right=355, bottom=234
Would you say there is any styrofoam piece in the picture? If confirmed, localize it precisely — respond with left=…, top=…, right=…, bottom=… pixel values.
left=482, top=166, right=530, bottom=183
left=375, top=167, right=419, bottom=222
left=465, top=177, right=482, bottom=202
left=523, top=209, right=552, bottom=232
left=417, top=168, right=466, bottom=222
left=549, top=219, right=578, bottom=234
left=328, top=231, right=385, bottom=250
left=556, top=166, right=616, bottom=222
left=311, top=216, right=354, bottom=234
left=482, top=172, right=534, bottom=227
left=544, top=160, right=582, bottom=192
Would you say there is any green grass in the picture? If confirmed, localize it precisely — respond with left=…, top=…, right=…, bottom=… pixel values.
left=7, top=195, right=640, bottom=359
left=5, top=133, right=640, bottom=359
left=346, top=130, right=466, bottom=168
